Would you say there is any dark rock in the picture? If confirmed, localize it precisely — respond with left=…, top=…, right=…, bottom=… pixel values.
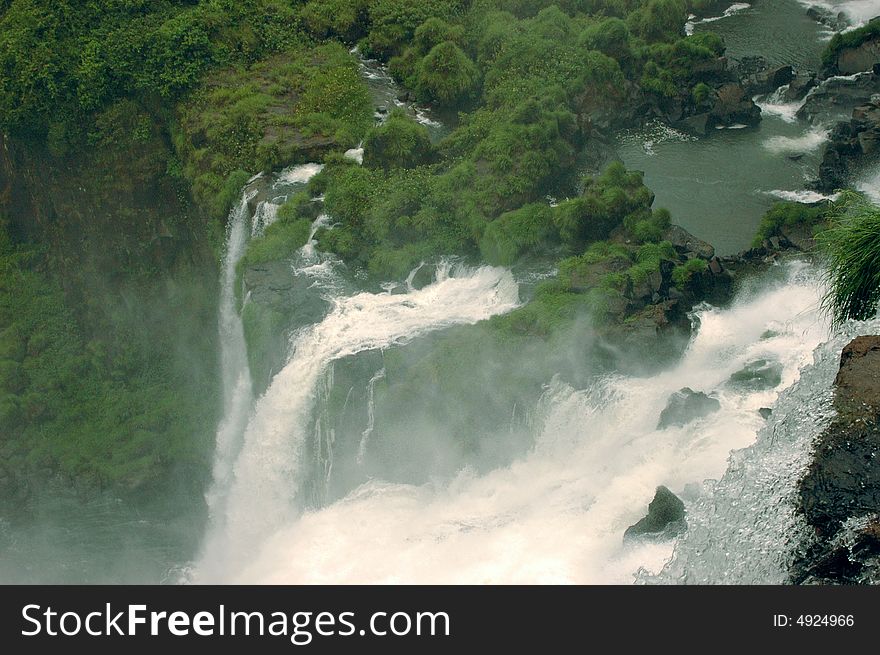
left=798, top=71, right=880, bottom=124
left=758, top=407, right=773, bottom=419
left=785, top=73, right=818, bottom=102
left=814, top=95, right=880, bottom=192
left=624, top=486, right=687, bottom=539
left=834, top=33, right=880, bottom=76
left=408, top=263, right=435, bottom=290
left=631, top=266, right=663, bottom=301
left=657, top=387, right=721, bottom=429
left=728, top=358, right=784, bottom=390
left=709, top=83, right=762, bottom=128
left=743, top=64, right=794, bottom=96
left=708, top=256, right=723, bottom=275
left=807, top=6, right=849, bottom=33
left=677, top=112, right=711, bottom=136
left=793, top=336, right=880, bottom=584
left=664, top=225, right=715, bottom=260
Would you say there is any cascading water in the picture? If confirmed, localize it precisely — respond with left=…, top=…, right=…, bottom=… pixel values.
left=195, top=260, right=844, bottom=584
left=204, top=188, right=257, bottom=521
left=651, top=314, right=880, bottom=584
left=196, top=263, right=520, bottom=580
left=196, top=164, right=328, bottom=575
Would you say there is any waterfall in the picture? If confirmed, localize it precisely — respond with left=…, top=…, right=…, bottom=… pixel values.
left=196, top=264, right=520, bottom=580
left=203, top=189, right=257, bottom=522
left=651, top=313, right=880, bottom=584
left=203, top=260, right=840, bottom=584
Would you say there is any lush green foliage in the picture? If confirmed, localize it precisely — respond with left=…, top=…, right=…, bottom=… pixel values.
left=817, top=192, right=880, bottom=328
left=0, top=1, right=302, bottom=140
left=752, top=201, right=827, bottom=247
left=672, top=257, right=707, bottom=288
left=174, top=42, right=373, bottom=217
left=363, top=109, right=436, bottom=170
left=0, top=218, right=216, bottom=491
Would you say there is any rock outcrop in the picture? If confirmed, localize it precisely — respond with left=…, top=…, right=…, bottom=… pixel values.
left=793, top=336, right=880, bottom=584
left=814, top=94, right=880, bottom=192
left=822, top=19, right=880, bottom=77
left=624, top=486, right=687, bottom=539
left=657, top=387, right=721, bottom=429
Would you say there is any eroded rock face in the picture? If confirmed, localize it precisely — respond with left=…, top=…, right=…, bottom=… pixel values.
left=825, top=31, right=880, bottom=77
left=624, top=486, right=687, bottom=540
left=793, top=336, right=880, bottom=584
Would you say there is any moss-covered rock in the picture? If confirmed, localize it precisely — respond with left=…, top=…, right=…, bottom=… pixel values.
left=174, top=42, right=373, bottom=217
left=362, top=109, right=436, bottom=170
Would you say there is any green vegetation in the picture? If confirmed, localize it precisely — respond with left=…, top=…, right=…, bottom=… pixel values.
left=174, top=42, right=373, bottom=217
left=822, top=17, right=880, bottom=70
left=817, top=192, right=880, bottom=328
left=0, top=0, right=739, bottom=500
left=671, top=257, right=707, bottom=288
left=0, top=217, right=216, bottom=493
left=362, top=109, right=436, bottom=170
left=752, top=201, right=828, bottom=247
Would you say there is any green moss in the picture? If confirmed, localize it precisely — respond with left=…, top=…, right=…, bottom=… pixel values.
left=241, top=301, right=288, bottom=389
left=414, top=41, right=479, bottom=106
left=479, top=203, right=557, bottom=265
left=175, top=42, right=373, bottom=215
left=362, top=109, right=436, bottom=170
left=672, top=257, right=708, bottom=288
left=0, top=223, right=217, bottom=492
left=752, top=201, right=827, bottom=247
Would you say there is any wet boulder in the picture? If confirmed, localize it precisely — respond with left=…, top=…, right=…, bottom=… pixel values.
left=709, top=83, right=762, bottom=127
left=784, top=73, right=818, bottom=102
left=728, top=358, right=784, bottom=390
left=624, top=486, right=687, bottom=540
left=657, top=387, right=721, bottom=429
left=664, top=225, right=715, bottom=260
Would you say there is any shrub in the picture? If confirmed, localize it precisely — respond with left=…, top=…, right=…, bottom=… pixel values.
left=816, top=192, right=880, bottom=328
left=480, top=203, right=558, bottom=265
left=414, top=41, right=479, bottom=106
left=363, top=109, right=435, bottom=170
left=672, top=257, right=708, bottom=288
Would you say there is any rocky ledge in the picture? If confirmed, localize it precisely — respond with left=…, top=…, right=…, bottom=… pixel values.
left=814, top=86, right=880, bottom=192
left=792, top=335, right=880, bottom=584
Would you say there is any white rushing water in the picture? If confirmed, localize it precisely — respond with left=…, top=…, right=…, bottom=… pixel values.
left=755, top=85, right=806, bottom=124
left=685, top=3, right=752, bottom=35
left=652, top=313, right=880, bottom=584
left=797, top=0, right=880, bottom=28
left=199, top=261, right=836, bottom=584
left=196, top=263, right=521, bottom=580
left=203, top=190, right=257, bottom=521
left=199, top=165, right=326, bottom=574
left=856, top=166, right=880, bottom=203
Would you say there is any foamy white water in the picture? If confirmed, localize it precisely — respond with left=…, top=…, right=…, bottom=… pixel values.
left=766, top=188, right=840, bottom=203
left=856, top=166, right=880, bottom=203
left=218, top=261, right=829, bottom=584
left=653, top=312, right=880, bottom=584
left=196, top=264, right=520, bottom=579
left=756, top=86, right=806, bottom=123
left=763, top=126, right=829, bottom=154
left=798, top=0, right=880, bottom=27
left=686, top=3, right=752, bottom=35
left=204, top=190, right=257, bottom=523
